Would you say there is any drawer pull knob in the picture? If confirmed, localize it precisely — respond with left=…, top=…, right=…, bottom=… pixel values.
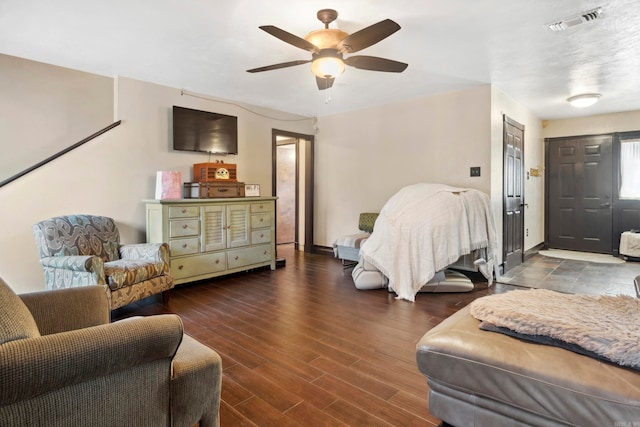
left=260, top=233, right=264, bottom=238
left=182, top=243, right=187, bottom=248
left=215, top=259, right=219, bottom=264
left=263, top=251, right=267, bottom=255
left=259, top=218, right=263, bottom=222
left=178, top=265, right=184, bottom=270
left=182, top=224, right=188, bottom=229
left=181, top=209, right=187, bottom=214
left=235, top=256, right=239, bottom=260
left=259, top=204, right=263, bottom=208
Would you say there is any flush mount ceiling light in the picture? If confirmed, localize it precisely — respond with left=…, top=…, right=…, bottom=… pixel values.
left=567, top=93, right=601, bottom=108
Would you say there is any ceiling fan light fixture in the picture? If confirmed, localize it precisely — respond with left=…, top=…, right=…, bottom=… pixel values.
left=567, top=93, right=601, bottom=108
left=248, top=9, right=407, bottom=90
left=311, top=50, right=345, bottom=79
left=305, top=29, right=348, bottom=49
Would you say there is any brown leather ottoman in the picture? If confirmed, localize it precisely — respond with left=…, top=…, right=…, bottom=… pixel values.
left=416, top=304, right=640, bottom=426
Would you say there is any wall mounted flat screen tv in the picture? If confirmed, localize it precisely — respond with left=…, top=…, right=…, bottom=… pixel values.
left=172, top=106, right=238, bottom=155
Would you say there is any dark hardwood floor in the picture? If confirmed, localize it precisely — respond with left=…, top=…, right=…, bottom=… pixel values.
left=112, top=246, right=507, bottom=426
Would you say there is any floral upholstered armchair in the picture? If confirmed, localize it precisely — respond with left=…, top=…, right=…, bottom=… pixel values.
left=32, top=214, right=174, bottom=309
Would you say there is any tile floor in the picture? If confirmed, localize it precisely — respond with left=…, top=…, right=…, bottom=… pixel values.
left=498, top=253, right=640, bottom=297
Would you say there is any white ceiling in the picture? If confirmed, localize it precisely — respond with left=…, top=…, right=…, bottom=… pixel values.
left=1, top=0, right=639, bottom=120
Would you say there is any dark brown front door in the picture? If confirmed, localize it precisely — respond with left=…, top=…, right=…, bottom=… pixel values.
left=503, top=116, right=524, bottom=271
left=546, top=135, right=613, bottom=253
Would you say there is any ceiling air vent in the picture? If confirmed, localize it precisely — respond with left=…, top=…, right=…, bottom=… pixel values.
left=547, top=7, right=603, bottom=32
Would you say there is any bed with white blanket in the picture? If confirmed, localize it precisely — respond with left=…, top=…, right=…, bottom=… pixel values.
left=359, top=183, right=499, bottom=301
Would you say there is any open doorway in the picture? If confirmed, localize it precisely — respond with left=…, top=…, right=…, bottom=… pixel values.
left=272, top=129, right=314, bottom=262
left=276, top=142, right=297, bottom=246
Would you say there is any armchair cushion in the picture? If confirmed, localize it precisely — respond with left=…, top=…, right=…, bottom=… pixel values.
left=104, top=259, right=167, bottom=290
left=0, top=278, right=40, bottom=345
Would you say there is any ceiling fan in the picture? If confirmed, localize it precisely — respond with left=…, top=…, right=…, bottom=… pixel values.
left=247, top=9, right=408, bottom=90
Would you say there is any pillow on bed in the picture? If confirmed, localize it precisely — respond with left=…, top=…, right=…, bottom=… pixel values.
left=0, top=277, right=41, bottom=344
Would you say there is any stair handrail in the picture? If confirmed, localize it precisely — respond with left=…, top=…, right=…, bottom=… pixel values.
left=0, top=120, right=122, bottom=188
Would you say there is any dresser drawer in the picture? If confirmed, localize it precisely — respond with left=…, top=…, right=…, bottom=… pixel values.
left=250, top=213, right=271, bottom=229
left=250, top=202, right=272, bottom=213
left=251, top=229, right=272, bottom=245
left=169, top=219, right=199, bottom=238
left=227, top=245, right=272, bottom=269
left=169, top=237, right=199, bottom=256
left=171, top=252, right=226, bottom=280
left=168, top=206, right=199, bottom=218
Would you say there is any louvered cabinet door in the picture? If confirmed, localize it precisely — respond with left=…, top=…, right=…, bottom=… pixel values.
left=226, top=203, right=250, bottom=248
left=201, top=205, right=226, bottom=252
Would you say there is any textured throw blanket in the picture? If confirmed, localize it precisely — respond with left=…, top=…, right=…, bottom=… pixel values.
left=359, top=183, right=498, bottom=301
left=470, top=289, right=640, bottom=370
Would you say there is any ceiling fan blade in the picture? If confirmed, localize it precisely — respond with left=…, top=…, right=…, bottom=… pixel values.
left=337, top=19, right=401, bottom=53
left=247, top=60, right=311, bottom=73
left=344, top=55, right=408, bottom=72
left=316, top=76, right=335, bottom=91
left=259, top=25, right=319, bottom=53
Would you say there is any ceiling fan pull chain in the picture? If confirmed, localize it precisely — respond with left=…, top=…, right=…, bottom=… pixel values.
left=325, top=86, right=332, bottom=104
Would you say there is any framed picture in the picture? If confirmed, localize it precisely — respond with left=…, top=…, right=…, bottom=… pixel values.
left=245, top=184, right=260, bottom=197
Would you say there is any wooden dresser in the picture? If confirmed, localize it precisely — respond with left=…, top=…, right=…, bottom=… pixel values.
left=145, top=197, right=276, bottom=285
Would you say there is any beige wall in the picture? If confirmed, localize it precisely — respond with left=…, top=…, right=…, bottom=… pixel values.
left=0, top=54, right=113, bottom=184
left=312, top=84, right=546, bottom=267
left=0, top=74, right=313, bottom=293
left=543, top=110, right=640, bottom=138
left=294, top=98, right=639, bottom=264
left=314, top=85, right=493, bottom=249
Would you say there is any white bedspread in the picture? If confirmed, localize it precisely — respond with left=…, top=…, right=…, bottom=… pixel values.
left=359, top=183, right=499, bottom=301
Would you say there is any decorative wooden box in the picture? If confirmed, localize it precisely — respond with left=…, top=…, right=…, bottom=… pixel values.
left=193, top=162, right=237, bottom=182
left=184, top=181, right=245, bottom=198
